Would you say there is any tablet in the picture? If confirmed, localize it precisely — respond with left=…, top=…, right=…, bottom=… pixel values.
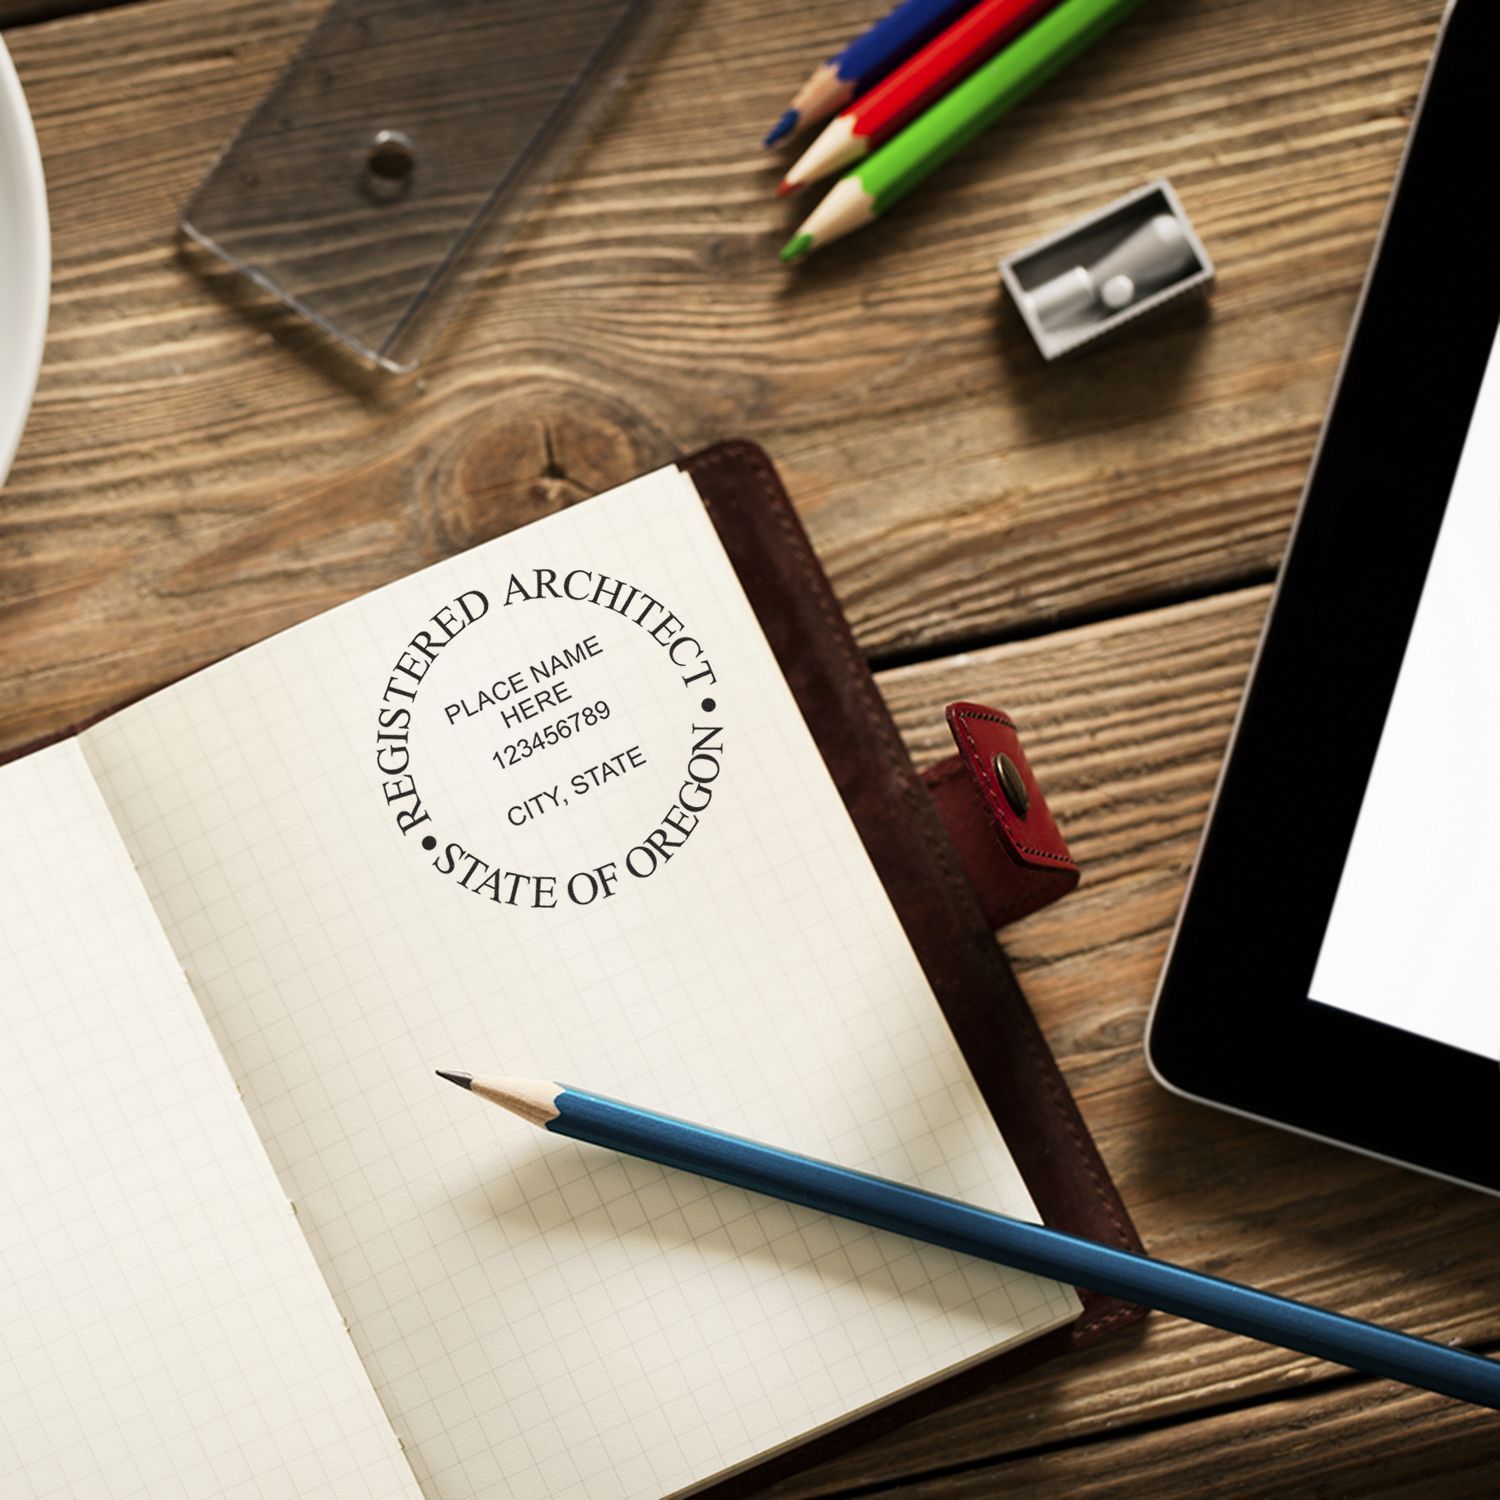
left=1147, top=0, right=1499, bottom=1196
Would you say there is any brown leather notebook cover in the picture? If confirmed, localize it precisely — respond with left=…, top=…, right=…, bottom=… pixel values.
left=681, top=440, right=1144, bottom=1492
left=2, top=439, right=1142, bottom=1491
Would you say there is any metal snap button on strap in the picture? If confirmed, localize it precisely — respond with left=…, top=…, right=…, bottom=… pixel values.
left=993, top=752, right=1030, bottom=817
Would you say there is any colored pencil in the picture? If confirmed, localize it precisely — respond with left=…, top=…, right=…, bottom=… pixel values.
left=438, top=1071, right=1500, bottom=1411
left=781, top=0, right=1062, bottom=195
left=764, top=0, right=980, bottom=148
left=781, top=0, right=1146, bottom=262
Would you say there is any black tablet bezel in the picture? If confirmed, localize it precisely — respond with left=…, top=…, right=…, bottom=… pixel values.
left=1147, top=0, right=1500, bottom=1195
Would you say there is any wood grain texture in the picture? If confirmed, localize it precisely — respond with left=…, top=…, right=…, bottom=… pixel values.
left=853, top=1378, right=1500, bottom=1497
left=1, top=0, right=1445, bottom=756
left=0, top=0, right=131, bottom=25
left=4, top=0, right=1493, bottom=1493
left=757, top=587, right=1500, bottom=1496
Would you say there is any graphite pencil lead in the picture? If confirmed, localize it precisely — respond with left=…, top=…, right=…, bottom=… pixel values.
left=436, top=1069, right=474, bottom=1090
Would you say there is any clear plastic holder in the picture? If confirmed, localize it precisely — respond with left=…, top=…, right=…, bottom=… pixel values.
left=181, top=0, right=679, bottom=372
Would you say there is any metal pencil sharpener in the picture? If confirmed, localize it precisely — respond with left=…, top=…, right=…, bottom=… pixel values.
left=999, top=180, right=1214, bottom=360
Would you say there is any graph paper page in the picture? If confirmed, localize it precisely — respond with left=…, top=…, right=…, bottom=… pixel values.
left=82, top=466, right=1079, bottom=1500
left=0, top=739, right=421, bottom=1500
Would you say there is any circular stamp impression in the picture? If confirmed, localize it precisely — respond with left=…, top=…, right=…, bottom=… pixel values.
left=372, top=567, right=725, bottom=910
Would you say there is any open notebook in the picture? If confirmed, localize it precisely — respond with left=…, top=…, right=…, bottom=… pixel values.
left=1, top=450, right=1096, bottom=1500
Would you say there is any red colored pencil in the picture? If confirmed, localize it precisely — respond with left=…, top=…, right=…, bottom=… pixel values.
left=779, top=0, right=1062, bottom=194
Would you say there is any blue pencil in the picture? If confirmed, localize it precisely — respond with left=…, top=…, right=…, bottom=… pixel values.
left=438, top=1072, right=1500, bottom=1410
left=765, top=0, right=980, bottom=147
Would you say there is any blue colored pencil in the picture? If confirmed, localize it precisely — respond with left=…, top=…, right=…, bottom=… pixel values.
left=438, top=1072, right=1500, bottom=1411
left=765, top=0, right=981, bottom=147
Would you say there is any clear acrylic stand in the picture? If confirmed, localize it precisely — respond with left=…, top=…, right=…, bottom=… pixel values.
left=182, top=0, right=679, bottom=372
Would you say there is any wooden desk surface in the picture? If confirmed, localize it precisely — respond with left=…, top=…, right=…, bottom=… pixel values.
left=4, top=0, right=1495, bottom=1491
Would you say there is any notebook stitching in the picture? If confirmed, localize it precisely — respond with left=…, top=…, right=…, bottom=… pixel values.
left=951, top=707, right=1075, bottom=867
left=1076, top=1302, right=1140, bottom=1339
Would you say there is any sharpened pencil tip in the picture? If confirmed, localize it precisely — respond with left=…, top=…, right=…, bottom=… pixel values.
left=776, top=177, right=798, bottom=198
left=779, top=232, right=814, bottom=264
left=763, top=110, right=798, bottom=148
left=436, top=1069, right=473, bottom=1090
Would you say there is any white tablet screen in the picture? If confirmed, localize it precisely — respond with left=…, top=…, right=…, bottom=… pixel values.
left=1309, top=324, right=1500, bottom=1060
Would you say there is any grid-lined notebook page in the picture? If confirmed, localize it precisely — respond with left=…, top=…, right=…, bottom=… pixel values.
left=82, top=466, right=1079, bottom=1500
left=0, top=740, right=422, bottom=1500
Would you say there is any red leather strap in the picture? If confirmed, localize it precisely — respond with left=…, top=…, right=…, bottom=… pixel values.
left=922, top=701, right=1079, bottom=930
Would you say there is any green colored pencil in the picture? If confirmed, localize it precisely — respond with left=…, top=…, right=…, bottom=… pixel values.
left=780, top=0, right=1148, bottom=262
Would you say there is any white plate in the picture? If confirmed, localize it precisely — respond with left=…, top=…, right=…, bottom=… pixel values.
left=0, top=37, right=49, bottom=487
